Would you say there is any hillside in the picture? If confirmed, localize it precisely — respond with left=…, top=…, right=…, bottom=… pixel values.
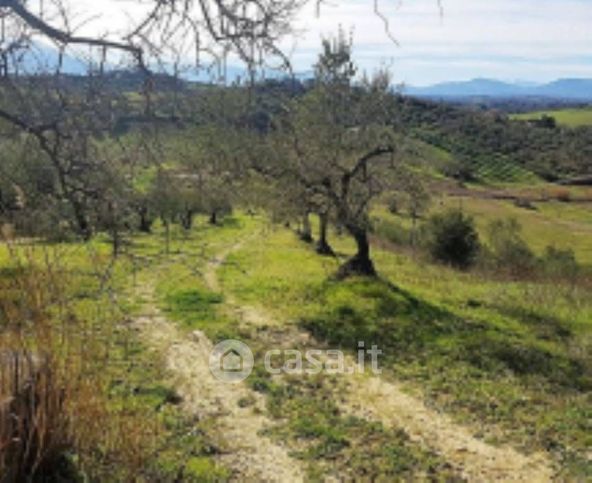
left=3, top=72, right=590, bottom=184
left=3, top=2, right=592, bottom=481
left=511, top=107, right=592, bottom=127
left=391, top=95, right=592, bottom=182
left=2, top=65, right=592, bottom=483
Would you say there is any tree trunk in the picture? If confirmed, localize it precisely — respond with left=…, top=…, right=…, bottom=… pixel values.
left=163, top=219, right=170, bottom=254
left=337, top=227, right=376, bottom=278
left=316, top=212, right=334, bottom=256
left=299, top=212, right=313, bottom=243
left=181, top=208, right=194, bottom=230
left=72, top=200, right=92, bottom=241
left=209, top=211, right=218, bottom=225
left=138, top=206, right=153, bottom=233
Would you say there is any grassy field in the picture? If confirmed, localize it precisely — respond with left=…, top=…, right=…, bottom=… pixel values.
left=374, top=187, right=592, bottom=264
left=440, top=195, right=592, bottom=264
left=2, top=194, right=591, bottom=478
left=217, top=203, right=591, bottom=478
left=0, top=221, right=244, bottom=481
left=511, top=107, right=592, bottom=127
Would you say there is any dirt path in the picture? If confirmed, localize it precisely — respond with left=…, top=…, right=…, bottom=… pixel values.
left=133, top=273, right=304, bottom=482
left=206, top=240, right=556, bottom=482
left=341, top=373, right=553, bottom=481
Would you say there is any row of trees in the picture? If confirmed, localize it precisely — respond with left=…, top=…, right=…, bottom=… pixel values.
left=2, top=26, right=417, bottom=277
left=256, top=32, right=400, bottom=276
left=0, top=3, right=433, bottom=480
left=0, top=0, right=309, bottom=246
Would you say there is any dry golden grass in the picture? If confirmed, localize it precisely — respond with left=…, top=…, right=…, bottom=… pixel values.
left=0, top=245, right=159, bottom=480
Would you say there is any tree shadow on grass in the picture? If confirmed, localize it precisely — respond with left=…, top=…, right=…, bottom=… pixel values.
left=490, top=303, right=572, bottom=340
left=300, top=276, right=591, bottom=392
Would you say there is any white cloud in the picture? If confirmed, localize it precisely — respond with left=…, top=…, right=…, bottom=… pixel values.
left=283, top=0, right=592, bottom=84
left=27, top=0, right=592, bottom=84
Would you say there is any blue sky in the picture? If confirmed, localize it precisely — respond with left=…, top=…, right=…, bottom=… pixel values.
left=283, top=0, right=592, bottom=85
left=34, top=0, right=592, bottom=86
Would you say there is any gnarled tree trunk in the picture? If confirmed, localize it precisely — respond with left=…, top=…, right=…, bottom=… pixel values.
left=337, top=226, right=376, bottom=278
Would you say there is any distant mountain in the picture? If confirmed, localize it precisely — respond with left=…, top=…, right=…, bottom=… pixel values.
left=405, top=78, right=592, bottom=101
left=16, top=43, right=88, bottom=75
left=535, top=79, right=592, bottom=100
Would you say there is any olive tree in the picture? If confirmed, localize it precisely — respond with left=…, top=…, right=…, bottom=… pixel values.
left=0, top=0, right=305, bottom=241
left=273, top=32, right=399, bottom=276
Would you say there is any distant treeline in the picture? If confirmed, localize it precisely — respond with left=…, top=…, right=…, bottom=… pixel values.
left=4, top=71, right=590, bottom=181
left=389, top=96, right=592, bottom=180
left=422, top=96, right=592, bottom=113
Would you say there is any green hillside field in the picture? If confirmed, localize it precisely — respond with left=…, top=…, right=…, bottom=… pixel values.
left=511, top=107, right=592, bottom=127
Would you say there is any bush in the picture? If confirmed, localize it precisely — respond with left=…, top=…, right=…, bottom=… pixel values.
left=441, top=156, right=478, bottom=182
left=425, top=209, right=480, bottom=269
left=487, top=218, right=536, bottom=275
left=541, top=246, right=579, bottom=280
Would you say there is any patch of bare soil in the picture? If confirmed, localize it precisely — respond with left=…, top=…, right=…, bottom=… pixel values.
left=133, top=281, right=304, bottom=482
left=339, top=372, right=554, bottom=481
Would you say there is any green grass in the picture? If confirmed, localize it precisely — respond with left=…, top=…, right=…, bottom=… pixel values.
left=148, top=218, right=461, bottom=479
left=4, top=202, right=590, bottom=477
left=238, top=325, right=459, bottom=480
left=373, top=192, right=592, bottom=265
left=133, top=216, right=459, bottom=480
left=404, top=138, right=454, bottom=179
left=436, top=195, right=592, bottom=264
left=219, top=216, right=592, bottom=478
left=138, top=214, right=261, bottom=340
left=164, top=289, right=224, bottom=328
left=250, top=371, right=456, bottom=480
left=0, top=216, right=252, bottom=480
left=107, top=335, right=231, bottom=481
left=109, top=215, right=262, bottom=478
left=511, top=107, right=592, bottom=127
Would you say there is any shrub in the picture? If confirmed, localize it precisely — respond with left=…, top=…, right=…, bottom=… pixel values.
left=541, top=246, right=579, bottom=280
left=487, top=218, right=536, bottom=275
left=425, top=209, right=480, bottom=269
left=441, top=156, right=478, bottom=182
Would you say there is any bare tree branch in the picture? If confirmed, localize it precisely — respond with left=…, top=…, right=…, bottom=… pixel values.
left=0, top=0, right=143, bottom=58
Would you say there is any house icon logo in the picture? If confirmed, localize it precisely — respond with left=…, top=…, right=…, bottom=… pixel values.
left=209, top=339, right=254, bottom=383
